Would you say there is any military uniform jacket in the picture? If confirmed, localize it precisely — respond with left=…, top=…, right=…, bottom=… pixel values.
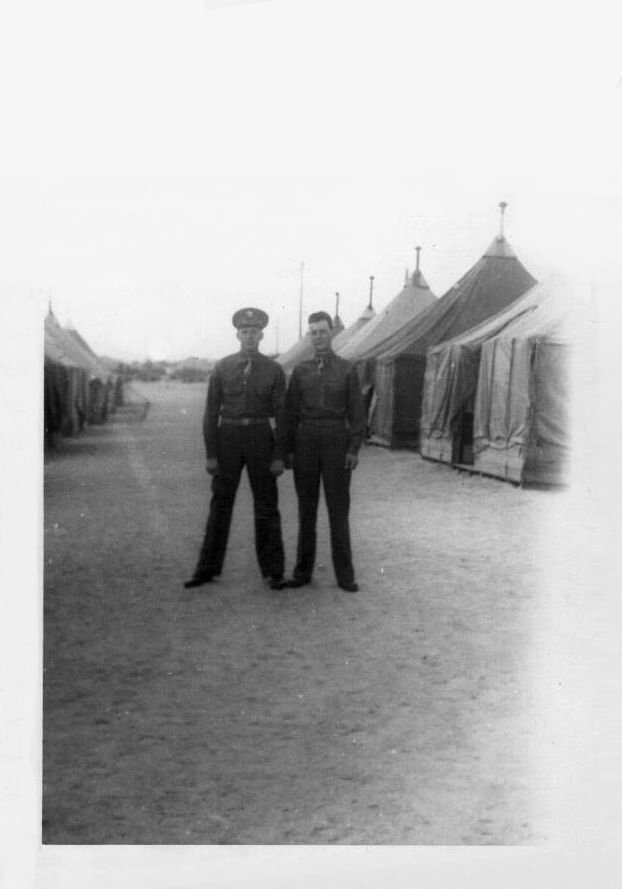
left=203, top=352, right=287, bottom=460
left=285, top=351, right=366, bottom=455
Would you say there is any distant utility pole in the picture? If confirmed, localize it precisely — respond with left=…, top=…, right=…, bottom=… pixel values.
left=298, top=260, right=305, bottom=339
left=368, top=275, right=375, bottom=310
left=335, top=291, right=340, bottom=318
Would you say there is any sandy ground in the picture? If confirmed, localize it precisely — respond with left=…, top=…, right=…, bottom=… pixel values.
left=43, top=380, right=562, bottom=845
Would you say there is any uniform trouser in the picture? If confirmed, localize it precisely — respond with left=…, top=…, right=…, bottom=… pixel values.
left=292, top=420, right=355, bottom=587
left=194, top=423, right=285, bottom=579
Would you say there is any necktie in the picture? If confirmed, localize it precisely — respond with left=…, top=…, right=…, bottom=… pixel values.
left=317, top=357, right=325, bottom=373
left=243, top=358, right=252, bottom=380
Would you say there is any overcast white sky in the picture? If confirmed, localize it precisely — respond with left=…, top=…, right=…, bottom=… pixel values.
left=1, top=0, right=621, bottom=361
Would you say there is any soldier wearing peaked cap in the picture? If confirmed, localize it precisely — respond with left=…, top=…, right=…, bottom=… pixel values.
left=232, top=307, right=269, bottom=329
left=184, top=307, right=287, bottom=590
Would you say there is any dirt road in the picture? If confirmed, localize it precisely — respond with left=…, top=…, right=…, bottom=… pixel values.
left=43, top=380, right=560, bottom=844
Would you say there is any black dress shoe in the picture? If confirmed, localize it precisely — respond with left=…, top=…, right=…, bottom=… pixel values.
left=338, top=582, right=359, bottom=593
left=266, top=576, right=286, bottom=590
left=183, top=573, right=214, bottom=589
left=283, top=577, right=311, bottom=588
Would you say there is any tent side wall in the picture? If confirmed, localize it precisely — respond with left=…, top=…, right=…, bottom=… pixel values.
left=473, top=338, right=570, bottom=484
left=368, top=359, right=395, bottom=447
left=473, top=338, right=530, bottom=482
left=523, top=341, right=571, bottom=484
left=44, top=315, right=94, bottom=436
left=391, top=354, right=427, bottom=448
left=369, top=354, right=426, bottom=449
left=66, top=367, right=89, bottom=435
left=44, top=360, right=69, bottom=440
left=420, top=350, right=453, bottom=461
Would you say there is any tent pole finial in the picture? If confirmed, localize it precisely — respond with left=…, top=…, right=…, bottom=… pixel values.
left=335, top=291, right=340, bottom=317
left=415, top=245, right=421, bottom=274
left=498, top=201, right=508, bottom=240
left=368, top=275, right=375, bottom=310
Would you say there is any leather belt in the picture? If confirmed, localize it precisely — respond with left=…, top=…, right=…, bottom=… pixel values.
left=220, top=417, right=271, bottom=426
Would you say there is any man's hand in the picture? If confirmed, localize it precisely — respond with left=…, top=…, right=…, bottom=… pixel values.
left=345, top=452, right=358, bottom=471
left=206, top=458, right=219, bottom=475
left=270, top=459, right=285, bottom=477
left=284, top=453, right=294, bottom=470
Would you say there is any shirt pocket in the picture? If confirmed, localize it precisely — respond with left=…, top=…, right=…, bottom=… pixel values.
left=300, top=373, right=321, bottom=409
left=253, top=376, right=274, bottom=400
left=323, top=376, right=345, bottom=412
left=222, top=375, right=245, bottom=398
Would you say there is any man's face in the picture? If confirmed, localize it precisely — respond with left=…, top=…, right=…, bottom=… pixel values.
left=237, top=326, right=263, bottom=353
left=308, top=319, right=332, bottom=354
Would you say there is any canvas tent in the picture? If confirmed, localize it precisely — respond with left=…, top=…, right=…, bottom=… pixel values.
left=331, top=303, right=374, bottom=352
left=419, top=277, right=569, bottom=469
left=44, top=310, right=116, bottom=441
left=337, top=258, right=437, bottom=362
left=364, top=234, right=537, bottom=448
left=64, top=326, right=116, bottom=423
left=44, top=311, right=90, bottom=438
left=471, top=281, right=574, bottom=485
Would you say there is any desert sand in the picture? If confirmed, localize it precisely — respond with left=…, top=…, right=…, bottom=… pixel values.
left=43, top=380, right=564, bottom=844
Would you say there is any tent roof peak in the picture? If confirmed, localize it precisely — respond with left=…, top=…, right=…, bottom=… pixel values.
left=483, top=234, right=518, bottom=259
left=410, top=268, right=431, bottom=289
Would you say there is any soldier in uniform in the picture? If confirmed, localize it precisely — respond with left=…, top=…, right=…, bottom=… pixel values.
left=284, top=311, right=365, bottom=592
left=184, top=307, right=287, bottom=590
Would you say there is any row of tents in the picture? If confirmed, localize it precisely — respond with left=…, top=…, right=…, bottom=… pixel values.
left=44, top=308, right=123, bottom=444
left=277, top=221, right=574, bottom=486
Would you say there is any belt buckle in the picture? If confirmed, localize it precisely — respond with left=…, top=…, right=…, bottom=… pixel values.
left=241, top=417, right=251, bottom=426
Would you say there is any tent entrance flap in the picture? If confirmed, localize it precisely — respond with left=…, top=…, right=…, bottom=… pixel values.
left=392, top=354, right=427, bottom=448
left=457, top=409, right=474, bottom=464
left=420, top=344, right=480, bottom=465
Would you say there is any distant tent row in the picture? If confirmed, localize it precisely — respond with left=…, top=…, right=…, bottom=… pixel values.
left=44, top=309, right=120, bottom=443
left=277, top=223, right=539, bottom=457
left=274, top=206, right=574, bottom=485
left=333, top=304, right=375, bottom=353
left=338, top=256, right=436, bottom=362
left=278, top=253, right=436, bottom=381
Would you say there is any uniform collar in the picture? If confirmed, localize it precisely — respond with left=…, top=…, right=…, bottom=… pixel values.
left=314, top=349, right=334, bottom=363
left=239, top=351, right=260, bottom=363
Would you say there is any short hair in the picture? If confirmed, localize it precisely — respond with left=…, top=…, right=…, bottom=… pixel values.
left=308, top=311, right=333, bottom=330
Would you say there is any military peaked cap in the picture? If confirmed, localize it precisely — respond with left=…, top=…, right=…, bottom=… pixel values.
left=232, top=307, right=269, bottom=329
